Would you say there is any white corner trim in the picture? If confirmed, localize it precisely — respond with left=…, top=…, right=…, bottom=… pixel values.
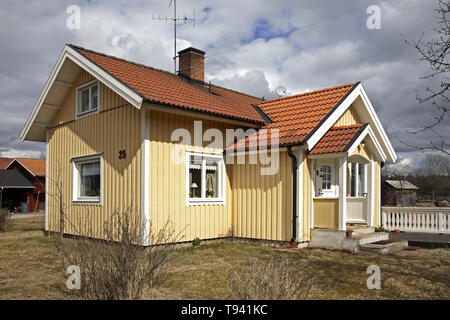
left=140, top=108, right=151, bottom=246
left=369, top=156, right=375, bottom=227
left=338, top=156, right=347, bottom=231
left=305, top=83, right=397, bottom=163
left=45, top=130, right=49, bottom=231
left=21, top=45, right=144, bottom=142
left=310, top=159, right=315, bottom=230
left=296, top=150, right=303, bottom=241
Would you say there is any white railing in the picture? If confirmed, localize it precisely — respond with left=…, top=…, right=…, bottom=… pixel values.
left=382, top=207, right=450, bottom=234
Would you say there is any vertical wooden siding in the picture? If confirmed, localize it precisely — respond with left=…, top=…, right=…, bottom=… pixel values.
left=148, top=109, right=235, bottom=242
left=313, top=199, right=339, bottom=228
left=231, top=152, right=293, bottom=241
left=51, top=69, right=128, bottom=126
left=47, top=70, right=141, bottom=238
left=334, top=106, right=360, bottom=126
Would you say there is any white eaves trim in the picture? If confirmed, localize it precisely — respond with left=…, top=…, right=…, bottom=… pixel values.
left=20, top=45, right=144, bottom=141
left=305, top=83, right=397, bottom=163
left=346, top=124, right=386, bottom=162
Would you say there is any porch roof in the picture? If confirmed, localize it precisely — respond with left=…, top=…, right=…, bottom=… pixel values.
left=308, top=124, right=366, bottom=155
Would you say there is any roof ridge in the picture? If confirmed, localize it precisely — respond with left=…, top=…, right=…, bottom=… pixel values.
left=259, top=82, right=359, bottom=106
left=68, top=44, right=263, bottom=101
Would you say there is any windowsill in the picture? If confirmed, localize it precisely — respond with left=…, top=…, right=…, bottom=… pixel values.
left=187, top=199, right=225, bottom=206
left=313, top=196, right=339, bottom=200
left=73, top=199, right=102, bottom=206
left=76, top=109, right=98, bottom=119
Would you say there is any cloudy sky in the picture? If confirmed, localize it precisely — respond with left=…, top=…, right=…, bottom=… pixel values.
left=0, top=0, right=447, bottom=170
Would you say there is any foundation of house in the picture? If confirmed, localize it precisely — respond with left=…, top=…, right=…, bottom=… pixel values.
left=309, top=227, right=389, bottom=252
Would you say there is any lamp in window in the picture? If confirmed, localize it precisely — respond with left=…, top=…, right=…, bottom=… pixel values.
left=191, top=183, right=198, bottom=198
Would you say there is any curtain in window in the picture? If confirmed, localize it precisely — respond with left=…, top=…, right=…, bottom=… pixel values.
left=79, top=162, right=100, bottom=197
left=206, top=160, right=219, bottom=198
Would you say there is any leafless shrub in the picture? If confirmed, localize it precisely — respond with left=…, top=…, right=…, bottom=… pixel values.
left=432, top=250, right=450, bottom=290
left=227, top=255, right=319, bottom=300
left=57, top=208, right=184, bottom=300
left=0, top=209, right=11, bottom=232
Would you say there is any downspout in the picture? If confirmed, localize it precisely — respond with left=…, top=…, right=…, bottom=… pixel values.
left=287, top=146, right=298, bottom=245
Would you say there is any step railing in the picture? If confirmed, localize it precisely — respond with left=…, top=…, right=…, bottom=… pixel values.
left=382, top=207, right=450, bottom=234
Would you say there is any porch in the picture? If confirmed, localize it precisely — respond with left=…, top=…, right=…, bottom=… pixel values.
left=306, top=124, right=387, bottom=249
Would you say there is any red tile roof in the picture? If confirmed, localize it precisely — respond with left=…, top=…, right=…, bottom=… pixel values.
left=70, top=45, right=265, bottom=124
left=226, top=83, right=359, bottom=151
left=69, top=45, right=362, bottom=154
left=0, top=158, right=13, bottom=169
left=14, top=158, right=46, bottom=177
left=309, top=124, right=365, bottom=155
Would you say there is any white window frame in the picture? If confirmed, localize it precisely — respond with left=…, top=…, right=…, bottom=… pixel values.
left=185, top=151, right=226, bottom=206
left=72, top=154, right=104, bottom=205
left=76, top=80, right=100, bottom=119
left=348, top=162, right=367, bottom=198
left=314, top=160, right=338, bottom=198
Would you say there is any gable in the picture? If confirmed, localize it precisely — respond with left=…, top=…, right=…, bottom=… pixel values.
left=51, top=69, right=129, bottom=126
left=334, top=106, right=360, bottom=127
left=21, top=44, right=265, bottom=143
left=305, top=83, right=397, bottom=163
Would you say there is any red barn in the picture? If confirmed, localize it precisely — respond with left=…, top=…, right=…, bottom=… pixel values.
left=0, top=157, right=45, bottom=212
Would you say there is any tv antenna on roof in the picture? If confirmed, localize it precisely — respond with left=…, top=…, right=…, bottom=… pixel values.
left=153, top=0, right=196, bottom=73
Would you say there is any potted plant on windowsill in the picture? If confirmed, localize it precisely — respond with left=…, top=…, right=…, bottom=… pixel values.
left=346, top=229, right=354, bottom=237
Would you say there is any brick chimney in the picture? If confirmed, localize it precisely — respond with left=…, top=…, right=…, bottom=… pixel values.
left=178, top=47, right=205, bottom=83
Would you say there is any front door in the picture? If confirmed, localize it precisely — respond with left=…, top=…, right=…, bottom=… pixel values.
left=346, top=162, right=368, bottom=223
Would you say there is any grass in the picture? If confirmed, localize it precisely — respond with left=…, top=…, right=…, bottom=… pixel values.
left=0, top=216, right=449, bottom=300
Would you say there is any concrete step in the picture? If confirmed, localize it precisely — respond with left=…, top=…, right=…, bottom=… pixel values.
left=360, top=240, right=408, bottom=253
left=343, top=232, right=389, bottom=251
left=309, top=228, right=390, bottom=251
left=347, top=226, right=375, bottom=236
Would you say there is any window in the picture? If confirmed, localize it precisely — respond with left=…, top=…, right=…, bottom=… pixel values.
left=72, top=155, right=103, bottom=204
left=315, top=161, right=336, bottom=198
left=321, top=165, right=332, bottom=190
left=187, top=152, right=224, bottom=205
left=349, top=162, right=366, bottom=197
left=77, top=81, right=99, bottom=117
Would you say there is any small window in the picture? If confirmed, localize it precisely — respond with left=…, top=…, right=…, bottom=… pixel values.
left=77, top=81, right=99, bottom=117
left=72, top=155, right=103, bottom=204
left=315, top=161, right=336, bottom=198
left=187, top=152, right=224, bottom=205
left=321, top=165, right=332, bottom=190
left=349, top=162, right=366, bottom=197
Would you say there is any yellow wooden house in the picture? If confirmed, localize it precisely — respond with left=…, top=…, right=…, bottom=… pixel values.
left=21, top=45, right=397, bottom=249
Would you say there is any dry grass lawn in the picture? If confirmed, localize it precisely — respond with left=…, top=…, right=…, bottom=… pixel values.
left=0, top=215, right=448, bottom=300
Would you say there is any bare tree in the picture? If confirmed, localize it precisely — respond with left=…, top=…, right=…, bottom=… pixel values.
left=405, top=0, right=449, bottom=155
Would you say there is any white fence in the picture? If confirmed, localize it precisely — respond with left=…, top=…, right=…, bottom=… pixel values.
left=382, top=207, right=450, bottom=234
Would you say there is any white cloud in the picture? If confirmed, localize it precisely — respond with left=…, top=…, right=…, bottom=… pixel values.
left=0, top=0, right=447, bottom=162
